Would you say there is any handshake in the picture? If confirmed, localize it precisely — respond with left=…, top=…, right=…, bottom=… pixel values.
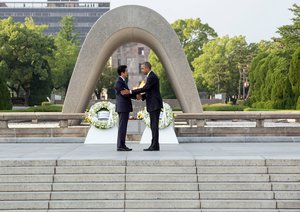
left=121, top=89, right=142, bottom=101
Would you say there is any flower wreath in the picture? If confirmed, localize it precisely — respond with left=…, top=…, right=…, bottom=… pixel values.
left=85, top=101, right=118, bottom=129
left=137, top=102, right=175, bottom=129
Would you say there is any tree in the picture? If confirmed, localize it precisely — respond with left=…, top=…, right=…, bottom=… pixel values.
left=0, top=73, right=12, bottom=110
left=248, top=49, right=295, bottom=109
left=246, top=4, right=300, bottom=109
left=95, top=64, right=117, bottom=99
left=28, top=69, right=53, bottom=106
left=48, top=16, right=79, bottom=94
left=0, top=17, right=54, bottom=105
left=149, top=18, right=217, bottom=98
left=289, top=47, right=300, bottom=108
left=192, top=35, right=249, bottom=102
left=172, top=18, right=218, bottom=68
left=277, top=4, right=300, bottom=51
left=148, top=52, right=176, bottom=98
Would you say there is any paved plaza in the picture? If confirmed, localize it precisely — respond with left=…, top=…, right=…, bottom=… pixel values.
left=1, top=142, right=300, bottom=160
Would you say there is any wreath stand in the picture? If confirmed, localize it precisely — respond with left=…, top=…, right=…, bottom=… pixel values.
left=140, top=122, right=178, bottom=144
left=84, top=125, right=118, bottom=144
left=84, top=102, right=118, bottom=144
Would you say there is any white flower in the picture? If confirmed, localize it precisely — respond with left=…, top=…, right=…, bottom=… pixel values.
left=138, top=102, right=174, bottom=129
left=85, top=101, right=118, bottom=129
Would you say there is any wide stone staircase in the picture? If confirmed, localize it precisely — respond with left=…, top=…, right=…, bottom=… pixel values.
left=0, top=158, right=299, bottom=211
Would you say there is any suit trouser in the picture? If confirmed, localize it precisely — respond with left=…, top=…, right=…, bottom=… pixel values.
left=149, top=109, right=160, bottom=149
left=117, top=112, right=129, bottom=148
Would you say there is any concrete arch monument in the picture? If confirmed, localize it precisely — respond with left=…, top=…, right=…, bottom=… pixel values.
left=63, top=5, right=203, bottom=116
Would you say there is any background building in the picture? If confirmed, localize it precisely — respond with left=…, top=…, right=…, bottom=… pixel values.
left=0, top=0, right=110, bottom=43
left=111, top=43, right=151, bottom=88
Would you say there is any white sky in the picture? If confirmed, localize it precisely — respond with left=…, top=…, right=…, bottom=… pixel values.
left=9, top=0, right=299, bottom=43
left=109, top=0, right=298, bottom=43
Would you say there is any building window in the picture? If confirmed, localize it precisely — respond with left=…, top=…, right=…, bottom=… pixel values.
left=117, top=59, right=121, bottom=66
left=138, top=63, right=142, bottom=73
left=138, top=47, right=144, bottom=56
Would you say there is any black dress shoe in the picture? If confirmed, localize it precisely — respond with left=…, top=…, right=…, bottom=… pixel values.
left=143, top=147, right=160, bottom=151
left=124, top=146, right=132, bottom=151
left=117, top=147, right=128, bottom=151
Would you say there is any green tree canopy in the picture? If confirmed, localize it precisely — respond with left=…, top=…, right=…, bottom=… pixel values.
left=192, top=35, right=250, bottom=101
left=277, top=4, right=300, bottom=51
left=95, top=63, right=117, bottom=99
left=0, top=17, right=54, bottom=105
left=48, top=16, right=79, bottom=94
left=149, top=18, right=217, bottom=98
left=172, top=18, right=218, bottom=68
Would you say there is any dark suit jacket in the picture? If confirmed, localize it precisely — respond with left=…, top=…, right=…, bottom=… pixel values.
left=114, top=77, right=135, bottom=113
left=132, top=71, right=163, bottom=112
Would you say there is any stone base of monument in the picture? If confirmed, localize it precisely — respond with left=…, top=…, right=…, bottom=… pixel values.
left=84, top=125, right=118, bottom=144
left=140, top=123, right=178, bottom=144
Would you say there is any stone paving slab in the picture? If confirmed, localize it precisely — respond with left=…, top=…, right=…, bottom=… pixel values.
left=0, top=143, right=300, bottom=160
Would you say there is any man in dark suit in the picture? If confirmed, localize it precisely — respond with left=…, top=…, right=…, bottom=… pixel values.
left=114, top=65, right=140, bottom=151
left=121, top=62, right=163, bottom=151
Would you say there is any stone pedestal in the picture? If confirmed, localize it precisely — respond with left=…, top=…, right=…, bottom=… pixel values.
left=84, top=125, right=118, bottom=144
left=140, top=123, right=178, bottom=144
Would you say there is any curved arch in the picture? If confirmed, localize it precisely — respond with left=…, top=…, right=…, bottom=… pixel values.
left=63, top=5, right=203, bottom=116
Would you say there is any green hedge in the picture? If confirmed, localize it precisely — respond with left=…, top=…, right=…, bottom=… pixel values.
left=203, top=104, right=246, bottom=111
left=0, top=104, right=62, bottom=112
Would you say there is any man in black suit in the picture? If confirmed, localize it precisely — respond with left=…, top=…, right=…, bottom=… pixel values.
left=121, top=62, right=163, bottom=151
left=114, top=65, right=140, bottom=151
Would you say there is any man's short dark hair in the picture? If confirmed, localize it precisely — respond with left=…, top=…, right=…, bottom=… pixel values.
left=143, top=62, right=151, bottom=70
left=117, top=65, right=127, bottom=76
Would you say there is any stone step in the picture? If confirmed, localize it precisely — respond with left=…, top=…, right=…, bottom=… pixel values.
left=126, top=174, right=197, bottom=182
left=0, top=201, right=49, bottom=210
left=126, top=166, right=196, bottom=174
left=0, top=160, right=56, bottom=167
left=196, top=159, right=265, bottom=166
left=53, top=182, right=125, bottom=191
left=197, top=166, right=267, bottom=174
left=54, top=174, right=125, bottom=182
left=200, top=210, right=279, bottom=212
left=124, top=210, right=201, bottom=212
left=197, top=174, right=269, bottom=182
left=266, top=159, right=300, bottom=166
left=277, top=200, right=300, bottom=209
left=200, top=200, right=276, bottom=209
left=270, top=174, right=300, bottom=182
left=55, top=166, right=125, bottom=174
left=272, top=183, right=300, bottom=190
left=199, top=191, right=274, bottom=199
left=275, top=191, right=300, bottom=199
left=49, top=200, right=124, bottom=209
left=126, top=191, right=199, bottom=199
left=0, top=183, right=52, bottom=191
left=49, top=210, right=124, bottom=212
left=268, top=166, right=300, bottom=174
left=198, top=183, right=271, bottom=191
left=0, top=175, right=53, bottom=183
left=125, top=200, right=200, bottom=209
left=1, top=210, right=48, bottom=212
left=126, top=183, right=198, bottom=191
left=0, top=192, right=50, bottom=200
left=57, top=160, right=126, bottom=166
left=51, top=191, right=124, bottom=200
left=126, top=160, right=196, bottom=166
left=0, top=167, right=54, bottom=175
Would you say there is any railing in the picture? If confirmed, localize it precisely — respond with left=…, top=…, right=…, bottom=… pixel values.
left=175, top=112, right=300, bottom=127
left=0, top=112, right=85, bottom=128
left=175, top=112, right=300, bottom=136
left=1, top=112, right=300, bottom=137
